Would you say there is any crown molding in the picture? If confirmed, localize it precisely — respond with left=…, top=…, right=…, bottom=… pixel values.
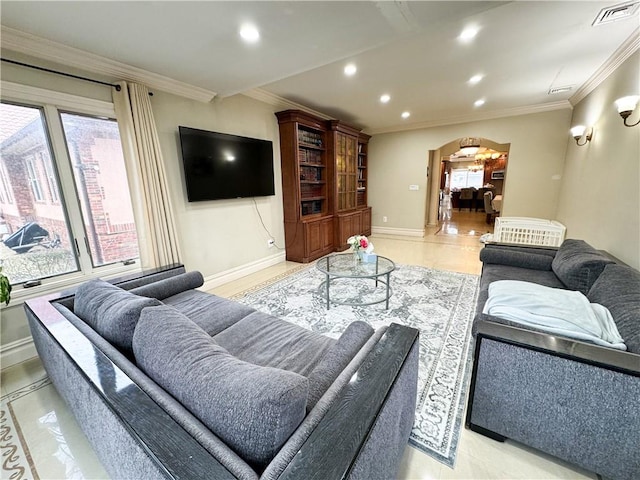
left=367, top=101, right=572, bottom=135
left=1, top=26, right=217, bottom=103
left=242, top=88, right=333, bottom=120
left=570, top=27, right=640, bottom=106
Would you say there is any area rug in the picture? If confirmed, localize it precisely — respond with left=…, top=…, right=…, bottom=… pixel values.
left=233, top=263, right=479, bottom=468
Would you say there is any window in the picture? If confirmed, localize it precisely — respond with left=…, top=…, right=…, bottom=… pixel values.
left=60, top=112, right=138, bottom=267
left=450, top=168, right=484, bottom=190
left=0, top=84, right=140, bottom=290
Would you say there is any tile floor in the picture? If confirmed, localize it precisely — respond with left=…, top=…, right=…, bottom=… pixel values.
left=1, top=210, right=598, bottom=479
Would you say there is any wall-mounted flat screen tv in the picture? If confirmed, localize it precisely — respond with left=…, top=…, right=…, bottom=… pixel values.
left=179, top=126, right=275, bottom=202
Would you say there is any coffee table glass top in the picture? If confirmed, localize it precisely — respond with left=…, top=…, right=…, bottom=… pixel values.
left=316, top=253, right=395, bottom=278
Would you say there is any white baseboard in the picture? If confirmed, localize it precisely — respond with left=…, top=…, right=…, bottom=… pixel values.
left=1, top=337, right=38, bottom=368
left=201, top=251, right=287, bottom=291
left=372, top=226, right=425, bottom=237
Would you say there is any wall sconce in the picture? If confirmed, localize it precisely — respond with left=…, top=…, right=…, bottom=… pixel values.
left=614, top=95, right=639, bottom=127
left=570, top=125, right=593, bottom=146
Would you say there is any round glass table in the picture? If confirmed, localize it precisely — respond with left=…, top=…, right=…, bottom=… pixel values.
left=315, top=253, right=396, bottom=309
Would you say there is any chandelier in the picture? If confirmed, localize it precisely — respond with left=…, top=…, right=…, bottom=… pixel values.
left=468, top=160, right=483, bottom=172
left=459, top=137, right=481, bottom=156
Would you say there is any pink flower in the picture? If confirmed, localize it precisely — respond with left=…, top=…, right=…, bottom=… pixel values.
left=359, top=238, right=368, bottom=248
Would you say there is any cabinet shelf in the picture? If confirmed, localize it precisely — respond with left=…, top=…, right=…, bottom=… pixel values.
left=299, top=142, right=325, bottom=151
left=301, top=180, right=326, bottom=185
left=301, top=196, right=326, bottom=201
left=299, top=162, right=326, bottom=168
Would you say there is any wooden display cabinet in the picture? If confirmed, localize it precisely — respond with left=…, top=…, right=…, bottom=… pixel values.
left=328, top=120, right=367, bottom=251
left=276, top=110, right=334, bottom=262
left=276, top=110, right=372, bottom=262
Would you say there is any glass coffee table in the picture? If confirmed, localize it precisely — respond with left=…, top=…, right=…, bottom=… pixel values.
left=316, top=253, right=396, bottom=310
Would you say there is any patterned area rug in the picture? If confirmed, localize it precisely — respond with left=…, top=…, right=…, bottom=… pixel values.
left=233, top=263, right=479, bottom=467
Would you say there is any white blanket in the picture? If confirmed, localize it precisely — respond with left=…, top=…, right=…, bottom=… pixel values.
left=483, top=280, right=626, bottom=350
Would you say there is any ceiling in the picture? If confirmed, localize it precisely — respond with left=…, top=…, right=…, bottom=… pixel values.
left=1, top=1, right=638, bottom=133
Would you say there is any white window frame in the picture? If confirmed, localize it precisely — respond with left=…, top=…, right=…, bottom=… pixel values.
left=1, top=81, right=142, bottom=302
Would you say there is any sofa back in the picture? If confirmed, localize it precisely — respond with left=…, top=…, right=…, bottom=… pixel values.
left=588, top=263, right=640, bottom=354
left=551, top=239, right=615, bottom=295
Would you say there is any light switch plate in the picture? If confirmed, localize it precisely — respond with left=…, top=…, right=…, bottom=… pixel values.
left=409, top=185, right=419, bottom=190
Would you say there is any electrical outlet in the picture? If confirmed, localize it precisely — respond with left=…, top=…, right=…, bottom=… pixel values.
left=383, top=216, right=388, bottom=223
left=267, top=238, right=275, bottom=248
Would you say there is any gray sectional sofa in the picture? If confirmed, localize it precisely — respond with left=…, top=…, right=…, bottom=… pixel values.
left=25, top=265, right=420, bottom=480
left=466, top=239, right=640, bottom=480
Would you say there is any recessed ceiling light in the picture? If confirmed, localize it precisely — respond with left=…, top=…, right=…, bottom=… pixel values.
left=380, top=94, right=391, bottom=103
left=344, top=63, right=357, bottom=76
left=474, top=99, right=485, bottom=107
left=469, top=74, right=484, bottom=84
left=401, top=111, right=410, bottom=119
left=459, top=26, right=479, bottom=42
left=239, top=24, right=260, bottom=43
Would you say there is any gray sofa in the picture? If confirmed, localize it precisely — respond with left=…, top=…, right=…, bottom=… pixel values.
left=25, top=265, right=420, bottom=480
left=466, top=239, right=640, bottom=480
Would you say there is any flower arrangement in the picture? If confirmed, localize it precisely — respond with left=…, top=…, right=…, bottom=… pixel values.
left=347, top=235, right=369, bottom=252
left=347, top=235, right=374, bottom=264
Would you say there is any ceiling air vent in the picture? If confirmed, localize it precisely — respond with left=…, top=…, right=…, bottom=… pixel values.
left=548, top=86, right=574, bottom=95
left=592, top=1, right=639, bottom=26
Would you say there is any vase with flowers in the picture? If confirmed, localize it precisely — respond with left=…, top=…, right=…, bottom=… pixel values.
left=347, top=235, right=373, bottom=263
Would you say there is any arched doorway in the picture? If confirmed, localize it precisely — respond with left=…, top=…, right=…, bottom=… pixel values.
left=426, top=137, right=510, bottom=236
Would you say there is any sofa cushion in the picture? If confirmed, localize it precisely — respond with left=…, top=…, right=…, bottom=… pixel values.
left=214, top=311, right=335, bottom=375
left=133, top=305, right=308, bottom=468
left=551, top=239, right=614, bottom=294
left=130, top=271, right=204, bottom=300
left=163, top=290, right=256, bottom=336
left=74, top=279, right=161, bottom=354
left=588, top=264, right=640, bottom=354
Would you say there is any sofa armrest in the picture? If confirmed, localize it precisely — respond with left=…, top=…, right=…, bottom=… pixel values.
left=480, top=243, right=557, bottom=271
left=467, top=320, right=640, bottom=480
left=278, top=323, right=419, bottom=480
left=474, top=320, right=640, bottom=374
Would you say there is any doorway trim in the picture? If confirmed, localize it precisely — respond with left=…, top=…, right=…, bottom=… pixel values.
left=426, top=137, right=510, bottom=226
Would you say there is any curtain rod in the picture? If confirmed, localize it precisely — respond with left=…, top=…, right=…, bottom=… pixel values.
left=2, top=58, right=122, bottom=90
left=1, top=58, right=154, bottom=95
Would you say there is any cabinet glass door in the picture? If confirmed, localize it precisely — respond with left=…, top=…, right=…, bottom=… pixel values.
left=336, top=133, right=357, bottom=211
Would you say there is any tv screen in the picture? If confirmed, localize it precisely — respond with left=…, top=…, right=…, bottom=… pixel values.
left=179, top=126, right=275, bottom=201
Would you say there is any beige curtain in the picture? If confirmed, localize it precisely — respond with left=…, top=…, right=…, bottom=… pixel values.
left=113, top=81, right=181, bottom=268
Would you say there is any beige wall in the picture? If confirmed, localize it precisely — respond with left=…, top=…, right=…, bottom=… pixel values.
left=368, top=109, right=572, bottom=231
left=151, top=91, right=285, bottom=275
left=556, top=51, right=640, bottom=269
left=0, top=56, right=286, bottom=349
